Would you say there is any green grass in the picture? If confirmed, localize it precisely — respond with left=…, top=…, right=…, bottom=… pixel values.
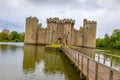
left=46, top=44, right=77, bottom=49
left=46, top=44, right=61, bottom=48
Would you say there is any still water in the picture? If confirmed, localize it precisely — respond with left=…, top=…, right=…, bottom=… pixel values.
left=0, top=42, right=80, bottom=80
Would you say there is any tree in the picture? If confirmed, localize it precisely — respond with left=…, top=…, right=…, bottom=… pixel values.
left=96, top=29, right=120, bottom=49
left=96, top=38, right=104, bottom=47
left=110, top=29, right=120, bottom=49
left=0, top=29, right=10, bottom=41
left=10, top=31, right=20, bottom=42
left=103, top=33, right=110, bottom=48
left=0, top=29, right=24, bottom=42
left=2, top=29, right=10, bottom=34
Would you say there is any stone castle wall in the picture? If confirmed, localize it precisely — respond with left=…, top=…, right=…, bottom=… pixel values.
left=24, top=17, right=97, bottom=48
left=74, top=30, right=83, bottom=46
left=24, top=17, right=38, bottom=44
left=82, top=19, right=97, bottom=48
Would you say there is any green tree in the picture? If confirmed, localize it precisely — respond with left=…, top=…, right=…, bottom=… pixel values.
left=0, top=29, right=24, bottom=42
left=110, top=29, right=120, bottom=49
left=10, top=31, right=20, bottom=42
left=0, top=29, right=10, bottom=41
left=96, top=38, right=104, bottom=47
left=103, top=33, right=110, bottom=48
left=96, top=29, right=120, bottom=49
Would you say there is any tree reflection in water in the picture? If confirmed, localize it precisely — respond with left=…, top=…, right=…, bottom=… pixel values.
left=23, top=45, right=80, bottom=80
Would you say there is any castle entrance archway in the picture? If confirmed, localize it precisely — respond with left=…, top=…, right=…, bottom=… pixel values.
left=58, top=38, right=62, bottom=44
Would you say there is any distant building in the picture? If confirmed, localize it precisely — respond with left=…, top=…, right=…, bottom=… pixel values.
left=24, top=17, right=97, bottom=48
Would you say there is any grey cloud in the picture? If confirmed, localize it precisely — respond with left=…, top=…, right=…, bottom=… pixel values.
left=28, top=0, right=76, bottom=4
left=0, top=20, right=24, bottom=32
left=27, top=0, right=103, bottom=10
left=0, top=0, right=120, bottom=38
left=27, top=0, right=120, bottom=11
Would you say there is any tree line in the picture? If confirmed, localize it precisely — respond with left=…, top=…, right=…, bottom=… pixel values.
left=0, top=29, right=24, bottom=42
left=96, top=29, right=120, bottom=49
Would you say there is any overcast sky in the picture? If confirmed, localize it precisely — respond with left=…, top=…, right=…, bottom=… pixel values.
left=0, top=0, right=120, bottom=38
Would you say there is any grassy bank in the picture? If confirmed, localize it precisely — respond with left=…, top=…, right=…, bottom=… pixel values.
left=45, top=44, right=62, bottom=52
left=45, top=44, right=77, bottom=52
left=96, top=47, right=120, bottom=56
left=46, top=44, right=61, bottom=48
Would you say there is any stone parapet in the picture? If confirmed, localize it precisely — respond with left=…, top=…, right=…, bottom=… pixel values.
left=63, top=19, right=75, bottom=24
left=83, top=19, right=96, bottom=25
left=47, top=17, right=59, bottom=23
left=47, top=17, right=75, bottom=24
left=26, top=16, right=39, bottom=22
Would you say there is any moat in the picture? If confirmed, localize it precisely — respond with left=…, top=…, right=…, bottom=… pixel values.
left=0, top=42, right=120, bottom=80
left=0, top=42, right=80, bottom=80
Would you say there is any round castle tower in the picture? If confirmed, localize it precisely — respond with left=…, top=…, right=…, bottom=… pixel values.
left=25, top=16, right=39, bottom=44
left=82, top=19, right=97, bottom=48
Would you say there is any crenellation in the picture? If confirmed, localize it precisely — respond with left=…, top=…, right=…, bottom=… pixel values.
left=47, top=18, right=75, bottom=24
left=84, top=19, right=96, bottom=25
left=47, top=17, right=59, bottom=23
left=26, top=17, right=39, bottom=26
left=86, top=21, right=96, bottom=24
left=63, top=19, right=75, bottom=24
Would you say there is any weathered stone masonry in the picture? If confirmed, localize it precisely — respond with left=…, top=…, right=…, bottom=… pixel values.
left=24, top=16, right=97, bottom=48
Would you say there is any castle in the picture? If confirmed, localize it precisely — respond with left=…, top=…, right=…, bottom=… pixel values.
left=24, top=17, right=97, bottom=48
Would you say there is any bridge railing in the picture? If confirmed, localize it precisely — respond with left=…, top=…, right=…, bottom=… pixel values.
left=75, top=47, right=120, bottom=72
left=61, top=46, right=120, bottom=80
left=95, top=50, right=120, bottom=72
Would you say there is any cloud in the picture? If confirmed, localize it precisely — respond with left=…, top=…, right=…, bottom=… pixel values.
left=0, top=19, right=24, bottom=32
left=27, top=0, right=103, bottom=11
left=0, top=0, right=120, bottom=37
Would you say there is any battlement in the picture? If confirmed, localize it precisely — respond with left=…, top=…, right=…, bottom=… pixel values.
left=47, top=17, right=75, bottom=24
left=83, top=19, right=96, bottom=25
left=47, top=17, right=59, bottom=23
left=63, top=19, right=75, bottom=24
left=26, top=16, right=39, bottom=22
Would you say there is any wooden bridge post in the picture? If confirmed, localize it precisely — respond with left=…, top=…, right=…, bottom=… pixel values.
left=103, top=56, right=105, bottom=64
left=75, top=52, right=77, bottom=66
left=80, top=55, right=83, bottom=78
left=73, top=51, right=74, bottom=62
left=119, top=65, right=120, bottom=71
left=109, top=70, right=113, bottom=80
left=95, top=63, right=98, bottom=80
left=87, top=58, right=89, bottom=80
left=98, top=54, right=100, bottom=62
left=71, top=50, right=73, bottom=60
left=76, top=52, right=78, bottom=70
left=110, top=56, right=112, bottom=67
left=72, top=51, right=74, bottom=61
left=74, top=51, right=75, bottom=63
left=78, top=53, right=80, bottom=69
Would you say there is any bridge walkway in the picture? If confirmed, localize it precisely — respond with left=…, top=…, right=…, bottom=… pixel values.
left=61, top=46, right=120, bottom=80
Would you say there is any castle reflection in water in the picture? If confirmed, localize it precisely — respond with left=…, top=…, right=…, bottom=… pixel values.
left=23, top=45, right=80, bottom=80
